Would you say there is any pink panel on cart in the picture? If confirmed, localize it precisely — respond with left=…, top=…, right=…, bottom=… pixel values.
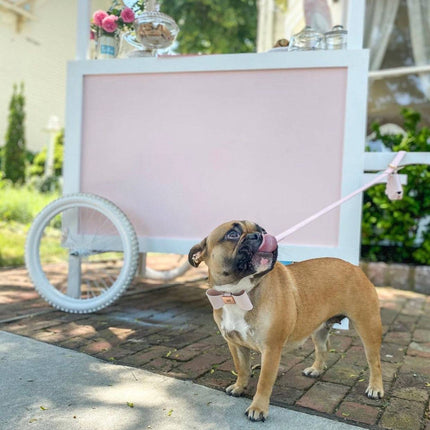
left=80, top=68, right=347, bottom=246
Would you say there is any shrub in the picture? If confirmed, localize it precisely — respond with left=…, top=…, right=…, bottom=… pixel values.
left=361, top=108, right=430, bottom=264
left=29, top=129, right=64, bottom=178
left=3, top=83, right=26, bottom=184
left=28, top=129, right=64, bottom=192
left=0, top=181, right=59, bottom=267
left=0, top=181, right=58, bottom=223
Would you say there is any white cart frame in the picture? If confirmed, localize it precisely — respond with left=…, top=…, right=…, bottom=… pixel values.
left=64, top=50, right=369, bottom=264
left=65, top=1, right=371, bottom=266
left=25, top=0, right=430, bottom=313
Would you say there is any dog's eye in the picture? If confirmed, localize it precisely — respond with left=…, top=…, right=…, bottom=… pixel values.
left=225, top=230, right=240, bottom=240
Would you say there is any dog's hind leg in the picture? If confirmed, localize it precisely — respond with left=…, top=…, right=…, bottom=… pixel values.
left=303, top=324, right=330, bottom=377
left=353, top=314, right=384, bottom=399
left=226, top=342, right=251, bottom=397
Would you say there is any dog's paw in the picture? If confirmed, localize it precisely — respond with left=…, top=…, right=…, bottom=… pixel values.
left=366, top=385, right=384, bottom=399
left=245, top=404, right=268, bottom=422
left=302, top=366, right=322, bottom=378
left=226, top=383, right=245, bottom=397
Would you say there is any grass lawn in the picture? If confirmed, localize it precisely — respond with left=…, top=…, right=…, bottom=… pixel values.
left=0, top=221, right=28, bottom=267
left=0, top=186, right=125, bottom=268
left=0, top=184, right=59, bottom=268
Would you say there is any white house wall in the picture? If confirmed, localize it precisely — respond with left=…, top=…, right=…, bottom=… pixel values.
left=0, top=0, right=109, bottom=153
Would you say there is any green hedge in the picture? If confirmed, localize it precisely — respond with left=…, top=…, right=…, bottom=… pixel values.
left=0, top=181, right=59, bottom=267
left=28, top=129, right=64, bottom=178
left=28, top=129, right=64, bottom=192
left=361, top=109, right=430, bottom=264
left=0, top=180, right=58, bottom=223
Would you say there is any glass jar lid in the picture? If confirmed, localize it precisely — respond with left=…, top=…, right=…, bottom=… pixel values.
left=325, top=25, right=348, bottom=37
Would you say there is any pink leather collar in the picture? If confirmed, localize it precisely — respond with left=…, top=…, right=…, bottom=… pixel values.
left=206, top=289, right=253, bottom=311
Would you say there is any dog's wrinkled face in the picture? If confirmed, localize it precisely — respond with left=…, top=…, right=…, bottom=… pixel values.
left=188, top=221, right=278, bottom=285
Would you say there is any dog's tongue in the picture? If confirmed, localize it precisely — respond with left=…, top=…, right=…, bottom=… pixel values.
left=258, top=234, right=278, bottom=253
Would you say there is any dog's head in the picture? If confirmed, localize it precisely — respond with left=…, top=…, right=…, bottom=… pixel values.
left=188, top=221, right=278, bottom=285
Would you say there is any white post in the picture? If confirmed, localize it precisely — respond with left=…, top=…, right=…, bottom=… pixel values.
left=63, top=207, right=83, bottom=298
left=67, top=255, right=83, bottom=298
left=44, top=115, right=61, bottom=178
left=76, top=0, right=90, bottom=60
left=346, top=0, right=365, bottom=49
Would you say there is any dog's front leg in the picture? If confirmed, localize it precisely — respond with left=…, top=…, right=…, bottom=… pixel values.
left=226, top=341, right=251, bottom=397
left=246, top=345, right=282, bottom=422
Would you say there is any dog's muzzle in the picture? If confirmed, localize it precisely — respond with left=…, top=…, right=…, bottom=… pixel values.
left=236, top=233, right=278, bottom=275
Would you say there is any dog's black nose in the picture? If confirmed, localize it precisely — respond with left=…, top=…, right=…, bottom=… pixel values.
left=246, top=232, right=262, bottom=241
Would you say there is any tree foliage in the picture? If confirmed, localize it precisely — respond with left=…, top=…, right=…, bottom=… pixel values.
left=361, top=109, right=430, bottom=264
left=3, top=83, right=26, bottom=184
left=162, top=0, right=257, bottom=54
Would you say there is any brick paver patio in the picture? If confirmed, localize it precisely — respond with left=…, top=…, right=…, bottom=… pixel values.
left=1, top=256, right=429, bottom=430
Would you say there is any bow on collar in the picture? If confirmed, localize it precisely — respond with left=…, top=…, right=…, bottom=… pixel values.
left=206, top=289, right=253, bottom=311
left=385, top=171, right=403, bottom=200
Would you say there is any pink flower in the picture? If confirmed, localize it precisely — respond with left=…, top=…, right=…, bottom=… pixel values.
left=93, top=10, right=108, bottom=27
left=120, top=7, right=135, bottom=23
left=102, top=15, right=118, bottom=33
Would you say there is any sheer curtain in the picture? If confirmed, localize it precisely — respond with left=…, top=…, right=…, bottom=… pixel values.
left=363, top=0, right=400, bottom=71
left=407, top=0, right=430, bottom=99
left=257, top=0, right=289, bottom=52
left=303, top=0, right=332, bottom=33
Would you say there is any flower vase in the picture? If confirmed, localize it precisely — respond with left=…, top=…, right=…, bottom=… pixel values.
left=97, top=32, right=119, bottom=59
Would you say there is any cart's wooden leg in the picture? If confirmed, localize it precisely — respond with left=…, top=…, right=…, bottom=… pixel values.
left=67, top=255, right=82, bottom=298
left=136, top=253, right=147, bottom=277
left=64, top=206, right=82, bottom=298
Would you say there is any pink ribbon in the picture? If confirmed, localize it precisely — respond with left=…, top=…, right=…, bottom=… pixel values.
left=275, top=151, right=407, bottom=243
left=205, top=152, right=406, bottom=311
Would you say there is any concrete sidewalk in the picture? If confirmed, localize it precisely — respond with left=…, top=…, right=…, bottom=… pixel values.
left=0, top=331, right=359, bottom=430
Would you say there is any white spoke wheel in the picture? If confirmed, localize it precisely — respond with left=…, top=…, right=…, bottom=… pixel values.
left=25, top=193, right=138, bottom=313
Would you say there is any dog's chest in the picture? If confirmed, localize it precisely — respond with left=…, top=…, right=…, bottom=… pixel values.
left=220, top=305, right=252, bottom=340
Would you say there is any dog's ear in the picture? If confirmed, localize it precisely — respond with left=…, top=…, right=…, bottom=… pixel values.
left=188, top=238, right=207, bottom=267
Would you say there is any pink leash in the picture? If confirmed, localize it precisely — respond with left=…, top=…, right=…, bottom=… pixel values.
left=206, top=151, right=407, bottom=312
left=275, top=151, right=407, bottom=243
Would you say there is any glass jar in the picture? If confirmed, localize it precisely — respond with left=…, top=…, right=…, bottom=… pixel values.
left=288, top=26, right=325, bottom=51
left=96, top=31, right=120, bottom=59
left=133, top=0, right=179, bottom=51
left=324, top=25, right=348, bottom=50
